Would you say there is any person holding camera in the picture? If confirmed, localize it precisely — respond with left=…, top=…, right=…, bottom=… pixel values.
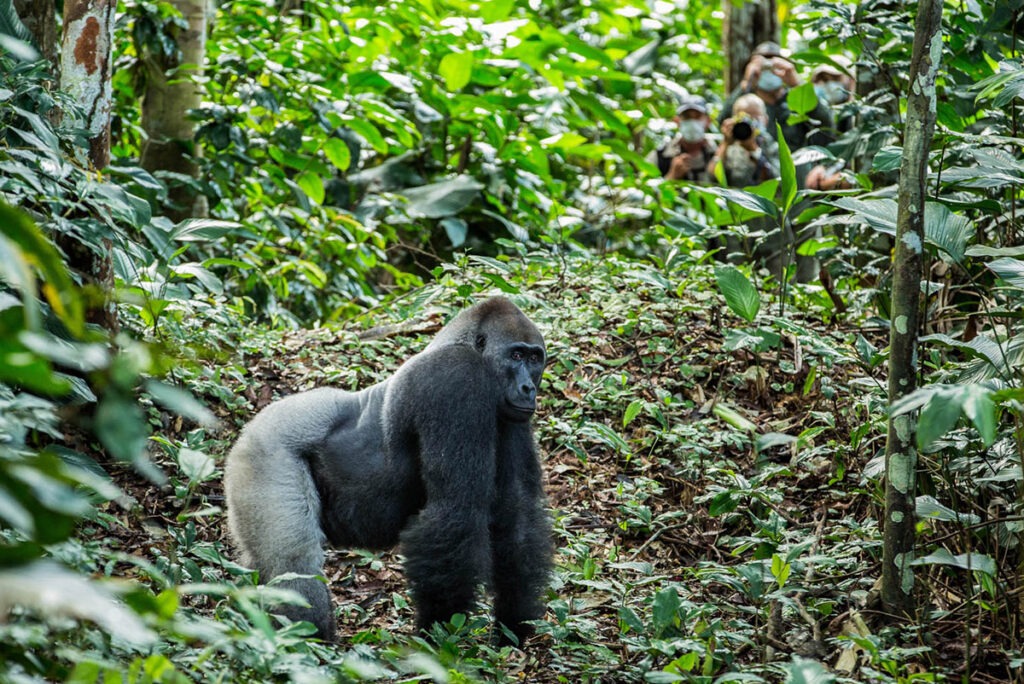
left=709, top=94, right=778, bottom=188
left=719, top=42, right=834, bottom=153
left=648, top=95, right=716, bottom=183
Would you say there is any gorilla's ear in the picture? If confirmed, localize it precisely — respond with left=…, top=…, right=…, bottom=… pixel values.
left=474, top=334, right=487, bottom=352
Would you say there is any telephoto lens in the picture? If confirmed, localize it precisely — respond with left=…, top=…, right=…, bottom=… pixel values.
left=732, top=120, right=753, bottom=141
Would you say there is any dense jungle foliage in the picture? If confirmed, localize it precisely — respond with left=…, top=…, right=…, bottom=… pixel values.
left=2, top=0, right=1024, bottom=682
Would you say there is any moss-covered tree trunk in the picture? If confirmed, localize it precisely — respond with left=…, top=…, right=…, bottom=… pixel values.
left=722, top=0, right=778, bottom=94
left=880, top=0, right=943, bottom=618
left=139, top=0, right=209, bottom=221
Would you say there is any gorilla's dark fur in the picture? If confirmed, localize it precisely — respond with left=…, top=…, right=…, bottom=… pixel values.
left=224, top=297, right=553, bottom=643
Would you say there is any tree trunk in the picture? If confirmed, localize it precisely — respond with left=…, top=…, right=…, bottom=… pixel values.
left=60, top=0, right=115, bottom=170
left=14, top=0, right=59, bottom=69
left=139, top=0, right=210, bottom=221
left=880, top=0, right=943, bottom=619
left=722, top=0, right=778, bottom=94
left=59, top=0, right=118, bottom=332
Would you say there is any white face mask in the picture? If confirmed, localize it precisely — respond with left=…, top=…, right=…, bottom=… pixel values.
left=757, top=70, right=784, bottom=92
left=678, top=119, right=705, bottom=143
left=819, top=81, right=848, bottom=104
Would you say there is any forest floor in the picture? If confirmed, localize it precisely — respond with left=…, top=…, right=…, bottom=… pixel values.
left=96, top=253, right=1008, bottom=683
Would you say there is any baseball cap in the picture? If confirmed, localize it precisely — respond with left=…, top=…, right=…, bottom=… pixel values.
left=676, top=95, right=708, bottom=116
left=752, top=41, right=783, bottom=58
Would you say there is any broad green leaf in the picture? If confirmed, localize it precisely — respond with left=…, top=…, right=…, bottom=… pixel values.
left=784, top=658, right=835, bottom=684
left=623, top=400, right=643, bottom=428
left=771, top=554, right=791, bottom=588
left=145, top=380, right=217, bottom=426
left=966, top=244, right=1024, bottom=258
left=439, top=51, right=474, bottom=91
left=295, top=171, right=325, bottom=205
left=0, top=202, right=83, bottom=335
left=621, top=38, right=659, bottom=75
left=709, top=491, right=738, bottom=516
left=917, top=390, right=963, bottom=450
left=177, top=449, right=216, bottom=485
left=987, top=257, right=1024, bottom=288
left=440, top=217, right=468, bottom=248
left=323, top=138, right=351, bottom=171
left=651, top=587, right=680, bottom=633
left=916, top=495, right=981, bottom=524
left=925, top=202, right=972, bottom=264
left=480, top=0, right=514, bottom=21
left=715, top=265, right=760, bottom=322
left=401, top=175, right=483, bottom=218
left=912, top=547, right=996, bottom=577
left=480, top=272, right=519, bottom=294
left=171, top=218, right=240, bottom=242
left=95, top=396, right=149, bottom=464
left=786, top=82, right=819, bottom=116
left=959, top=384, right=996, bottom=446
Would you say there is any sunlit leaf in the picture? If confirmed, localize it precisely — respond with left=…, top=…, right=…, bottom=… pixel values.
left=439, top=51, right=474, bottom=91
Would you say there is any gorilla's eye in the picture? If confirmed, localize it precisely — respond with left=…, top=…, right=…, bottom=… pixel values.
left=511, top=350, right=523, bottom=361
left=530, top=353, right=542, bottom=364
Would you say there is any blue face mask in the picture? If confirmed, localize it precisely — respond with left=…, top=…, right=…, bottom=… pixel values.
left=757, top=71, right=784, bottom=92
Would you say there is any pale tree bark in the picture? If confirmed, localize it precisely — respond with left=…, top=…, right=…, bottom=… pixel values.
left=60, top=0, right=115, bottom=170
left=880, top=0, right=943, bottom=619
left=139, top=0, right=209, bottom=221
left=722, top=0, right=778, bottom=95
left=59, top=0, right=118, bottom=332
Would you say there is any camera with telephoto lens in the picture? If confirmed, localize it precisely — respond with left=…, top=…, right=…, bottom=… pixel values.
left=732, top=118, right=754, bottom=141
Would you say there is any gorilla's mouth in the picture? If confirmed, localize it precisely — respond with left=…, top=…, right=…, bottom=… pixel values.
left=507, top=402, right=535, bottom=415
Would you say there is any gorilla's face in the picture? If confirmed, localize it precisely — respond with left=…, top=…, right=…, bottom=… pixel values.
left=494, top=342, right=546, bottom=422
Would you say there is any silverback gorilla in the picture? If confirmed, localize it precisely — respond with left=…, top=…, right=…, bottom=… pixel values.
left=224, top=297, right=553, bottom=643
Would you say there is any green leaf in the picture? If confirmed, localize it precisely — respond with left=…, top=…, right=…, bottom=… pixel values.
left=401, top=175, right=483, bottom=218
left=715, top=266, right=760, bottom=322
left=177, top=449, right=216, bottom=485
left=651, top=587, right=680, bottom=633
left=170, top=218, right=240, bottom=242
left=916, top=495, right=981, bottom=524
left=917, top=392, right=962, bottom=450
left=708, top=491, right=738, bottom=516
left=439, top=51, right=474, bottom=91
left=0, top=202, right=83, bottom=335
left=786, top=82, right=820, bottom=116
left=776, top=122, right=797, bottom=215
left=924, top=202, right=972, bottom=264
left=323, top=138, right=352, bottom=171
left=480, top=0, right=514, bottom=21
left=440, top=217, right=468, bottom=248
left=95, top=396, right=149, bottom=464
left=145, top=380, right=217, bottom=426
left=987, top=257, right=1024, bottom=288
left=621, top=38, right=659, bottom=75
left=912, top=548, right=996, bottom=577
left=784, top=658, right=835, bottom=684
left=479, top=272, right=519, bottom=294
left=623, top=400, right=643, bottom=428
left=295, top=171, right=325, bottom=205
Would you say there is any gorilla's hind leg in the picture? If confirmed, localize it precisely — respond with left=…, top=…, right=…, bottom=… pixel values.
left=226, top=445, right=337, bottom=640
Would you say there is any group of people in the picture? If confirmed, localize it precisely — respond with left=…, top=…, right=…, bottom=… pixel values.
left=648, top=42, right=856, bottom=279
left=649, top=41, right=854, bottom=191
